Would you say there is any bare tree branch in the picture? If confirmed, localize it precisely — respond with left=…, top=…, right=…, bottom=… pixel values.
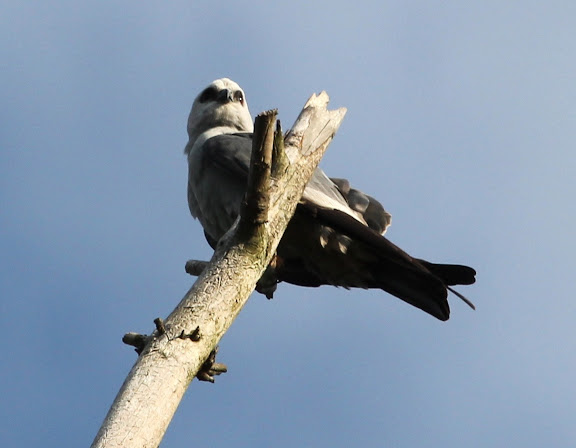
left=238, top=108, right=276, bottom=238
left=184, top=259, right=208, bottom=276
left=91, top=92, right=346, bottom=448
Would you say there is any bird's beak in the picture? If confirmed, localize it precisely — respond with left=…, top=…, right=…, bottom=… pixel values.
left=217, top=89, right=233, bottom=103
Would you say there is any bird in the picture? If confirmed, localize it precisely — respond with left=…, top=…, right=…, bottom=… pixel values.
left=184, top=78, right=476, bottom=321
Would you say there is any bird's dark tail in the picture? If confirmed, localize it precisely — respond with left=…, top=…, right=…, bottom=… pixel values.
left=415, top=260, right=477, bottom=310
left=416, top=260, right=476, bottom=286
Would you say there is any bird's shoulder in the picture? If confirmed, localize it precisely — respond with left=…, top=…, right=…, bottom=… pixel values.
left=196, top=132, right=254, bottom=178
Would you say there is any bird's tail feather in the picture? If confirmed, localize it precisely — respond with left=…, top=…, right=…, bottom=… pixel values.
left=416, top=260, right=476, bottom=286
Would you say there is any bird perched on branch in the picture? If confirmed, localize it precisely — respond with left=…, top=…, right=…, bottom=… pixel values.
left=185, top=78, right=476, bottom=321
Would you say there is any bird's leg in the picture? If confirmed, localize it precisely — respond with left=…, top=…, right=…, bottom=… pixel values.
left=255, top=254, right=281, bottom=299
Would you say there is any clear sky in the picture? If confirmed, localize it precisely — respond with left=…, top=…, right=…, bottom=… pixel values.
left=1, top=1, right=575, bottom=447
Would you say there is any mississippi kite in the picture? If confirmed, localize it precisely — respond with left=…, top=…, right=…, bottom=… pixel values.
left=185, top=78, right=476, bottom=321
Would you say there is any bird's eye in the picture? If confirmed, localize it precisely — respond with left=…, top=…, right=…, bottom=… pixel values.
left=198, top=87, right=217, bottom=103
left=233, top=90, right=244, bottom=104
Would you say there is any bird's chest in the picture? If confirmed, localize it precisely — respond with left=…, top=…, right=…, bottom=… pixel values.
left=187, top=150, right=245, bottom=241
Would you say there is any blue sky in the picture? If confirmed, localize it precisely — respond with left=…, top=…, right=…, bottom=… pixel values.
left=1, top=1, right=575, bottom=446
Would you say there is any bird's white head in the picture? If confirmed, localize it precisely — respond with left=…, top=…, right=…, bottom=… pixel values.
left=185, top=78, right=254, bottom=154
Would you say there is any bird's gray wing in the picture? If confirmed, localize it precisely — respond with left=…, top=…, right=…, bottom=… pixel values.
left=277, top=173, right=475, bottom=320
left=188, top=132, right=368, bottom=244
left=187, top=133, right=252, bottom=242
